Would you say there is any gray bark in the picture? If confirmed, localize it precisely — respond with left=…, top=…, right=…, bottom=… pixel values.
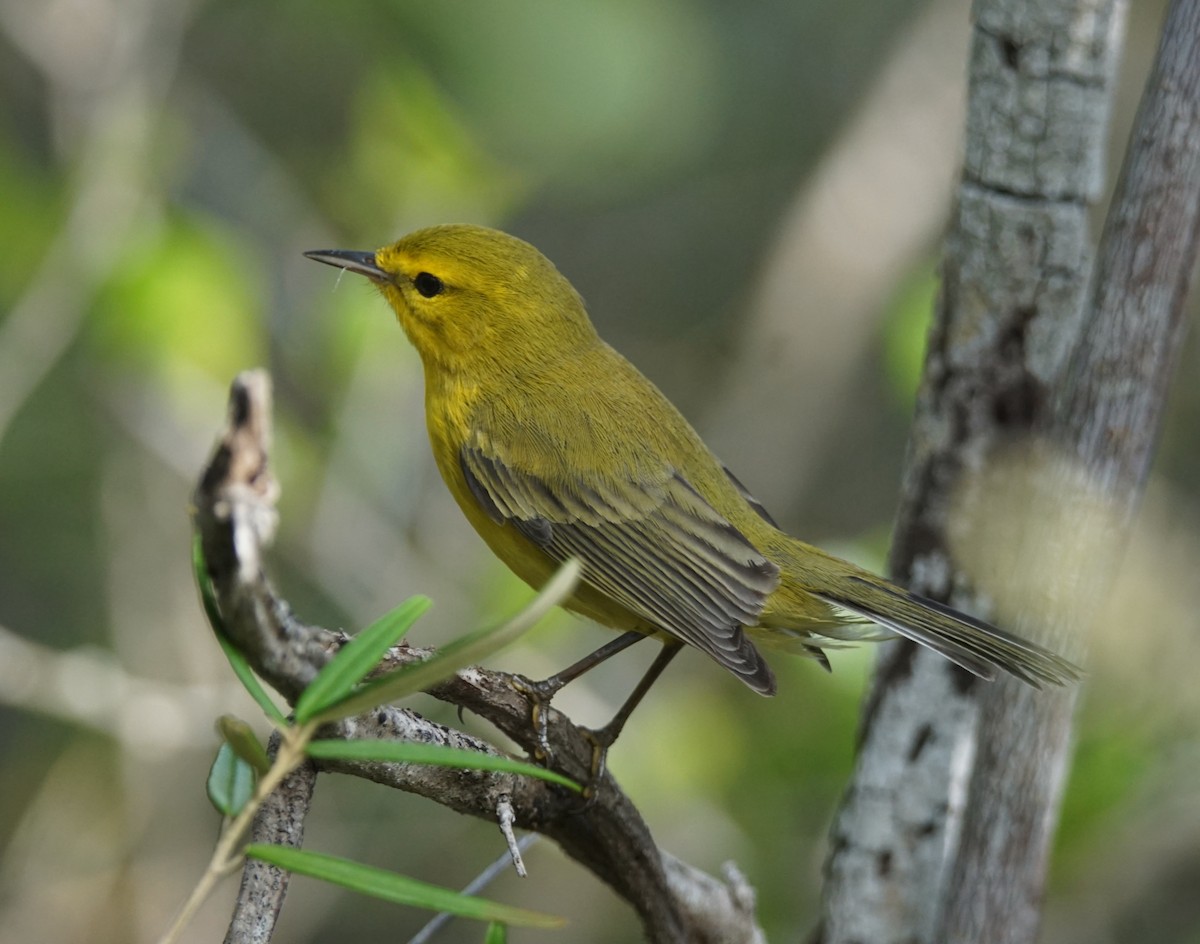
left=223, top=740, right=317, bottom=944
left=942, top=0, right=1200, bottom=940
left=820, top=1, right=1133, bottom=942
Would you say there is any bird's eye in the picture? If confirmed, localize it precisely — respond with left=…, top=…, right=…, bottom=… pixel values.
left=413, top=272, right=444, bottom=298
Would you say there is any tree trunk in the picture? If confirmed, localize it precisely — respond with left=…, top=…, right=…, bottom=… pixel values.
left=941, top=0, right=1200, bottom=939
left=816, top=1, right=1164, bottom=941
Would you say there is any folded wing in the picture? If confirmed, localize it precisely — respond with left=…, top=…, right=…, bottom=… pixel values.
left=460, top=444, right=779, bottom=694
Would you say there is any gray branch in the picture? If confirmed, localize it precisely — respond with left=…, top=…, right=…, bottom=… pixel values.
left=815, top=0, right=1196, bottom=941
left=224, top=735, right=318, bottom=944
left=942, top=0, right=1200, bottom=940
left=193, top=371, right=765, bottom=944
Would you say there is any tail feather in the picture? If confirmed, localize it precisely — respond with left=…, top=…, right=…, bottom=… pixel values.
left=812, top=576, right=1082, bottom=688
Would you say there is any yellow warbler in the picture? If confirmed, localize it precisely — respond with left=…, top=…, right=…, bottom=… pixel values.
left=306, top=225, right=1078, bottom=739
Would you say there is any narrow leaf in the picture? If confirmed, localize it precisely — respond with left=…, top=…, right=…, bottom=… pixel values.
left=207, top=742, right=256, bottom=816
left=192, top=533, right=226, bottom=635
left=305, top=739, right=581, bottom=792
left=293, top=596, right=433, bottom=723
left=214, top=633, right=288, bottom=727
left=309, top=558, right=580, bottom=724
left=193, top=534, right=287, bottom=726
left=217, top=715, right=272, bottom=774
left=484, top=922, right=507, bottom=944
left=244, top=845, right=564, bottom=929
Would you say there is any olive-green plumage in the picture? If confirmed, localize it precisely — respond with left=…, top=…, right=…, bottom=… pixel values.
left=306, top=225, right=1080, bottom=696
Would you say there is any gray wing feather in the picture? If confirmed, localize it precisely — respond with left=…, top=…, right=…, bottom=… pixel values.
left=459, top=445, right=779, bottom=693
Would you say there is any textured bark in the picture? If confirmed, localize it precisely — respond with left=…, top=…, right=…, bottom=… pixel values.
left=941, top=1, right=1200, bottom=940
left=819, top=2, right=1128, bottom=942
left=193, top=371, right=766, bottom=944
left=224, top=742, right=317, bottom=944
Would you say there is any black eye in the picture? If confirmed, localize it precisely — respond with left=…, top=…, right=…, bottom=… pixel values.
left=413, top=272, right=444, bottom=298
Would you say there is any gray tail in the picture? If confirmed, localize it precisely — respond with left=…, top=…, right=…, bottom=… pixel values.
left=813, top=576, right=1081, bottom=688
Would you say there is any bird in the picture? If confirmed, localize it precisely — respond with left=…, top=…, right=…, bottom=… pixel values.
left=305, top=224, right=1080, bottom=754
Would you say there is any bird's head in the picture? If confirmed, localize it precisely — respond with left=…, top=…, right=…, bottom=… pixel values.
left=306, top=224, right=598, bottom=373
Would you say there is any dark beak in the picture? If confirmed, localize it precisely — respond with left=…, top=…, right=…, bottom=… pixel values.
left=304, top=249, right=388, bottom=281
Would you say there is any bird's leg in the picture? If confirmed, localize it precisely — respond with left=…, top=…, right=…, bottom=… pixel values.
left=582, top=641, right=683, bottom=793
left=529, top=630, right=648, bottom=696
left=513, top=630, right=646, bottom=760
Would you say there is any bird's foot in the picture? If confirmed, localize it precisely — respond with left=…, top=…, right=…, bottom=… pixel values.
left=575, top=723, right=621, bottom=806
left=509, top=675, right=612, bottom=807
left=508, top=674, right=568, bottom=763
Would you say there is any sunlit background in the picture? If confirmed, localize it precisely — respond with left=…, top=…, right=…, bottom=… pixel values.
left=1, top=0, right=1197, bottom=941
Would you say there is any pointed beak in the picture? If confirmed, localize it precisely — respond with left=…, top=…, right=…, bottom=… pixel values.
left=303, top=249, right=388, bottom=282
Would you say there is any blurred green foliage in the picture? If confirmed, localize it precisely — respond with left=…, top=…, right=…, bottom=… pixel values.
left=883, top=263, right=939, bottom=408
left=0, top=0, right=1195, bottom=942
left=91, top=217, right=266, bottom=377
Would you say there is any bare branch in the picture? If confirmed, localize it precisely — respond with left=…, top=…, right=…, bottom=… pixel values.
left=661, top=856, right=767, bottom=944
left=495, top=797, right=526, bottom=878
left=408, top=834, right=541, bottom=944
left=1054, top=0, right=1200, bottom=479
left=941, top=0, right=1200, bottom=940
left=224, top=735, right=318, bottom=944
left=193, top=370, right=766, bottom=944
left=820, top=1, right=1129, bottom=942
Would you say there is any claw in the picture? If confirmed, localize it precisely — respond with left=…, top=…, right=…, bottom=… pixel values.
left=530, top=699, right=550, bottom=761
left=576, top=724, right=619, bottom=806
left=506, top=637, right=682, bottom=798
left=509, top=674, right=566, bottom=762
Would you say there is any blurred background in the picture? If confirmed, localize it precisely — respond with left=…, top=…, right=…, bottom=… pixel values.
left=1, top=0, right=1197, bottom=941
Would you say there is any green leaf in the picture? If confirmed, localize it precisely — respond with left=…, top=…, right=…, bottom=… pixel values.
left=308, top=558, right=580, bottom=724
left=304, top=739, right=581, bottom=792
left=244, top=845, right=564, bottom=929
left=217, top=715, right=272, bottom=775
left=207, top=742, right=256, bottom=816
left=484, top=921, right=507, bottom=944
left=293, top=595, right=433, bottom=723
left=193, top=534, right=287, bottom=726
left=192, top=534, right=225, bottom=634
left=215, top=632, right=289, bottom=727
